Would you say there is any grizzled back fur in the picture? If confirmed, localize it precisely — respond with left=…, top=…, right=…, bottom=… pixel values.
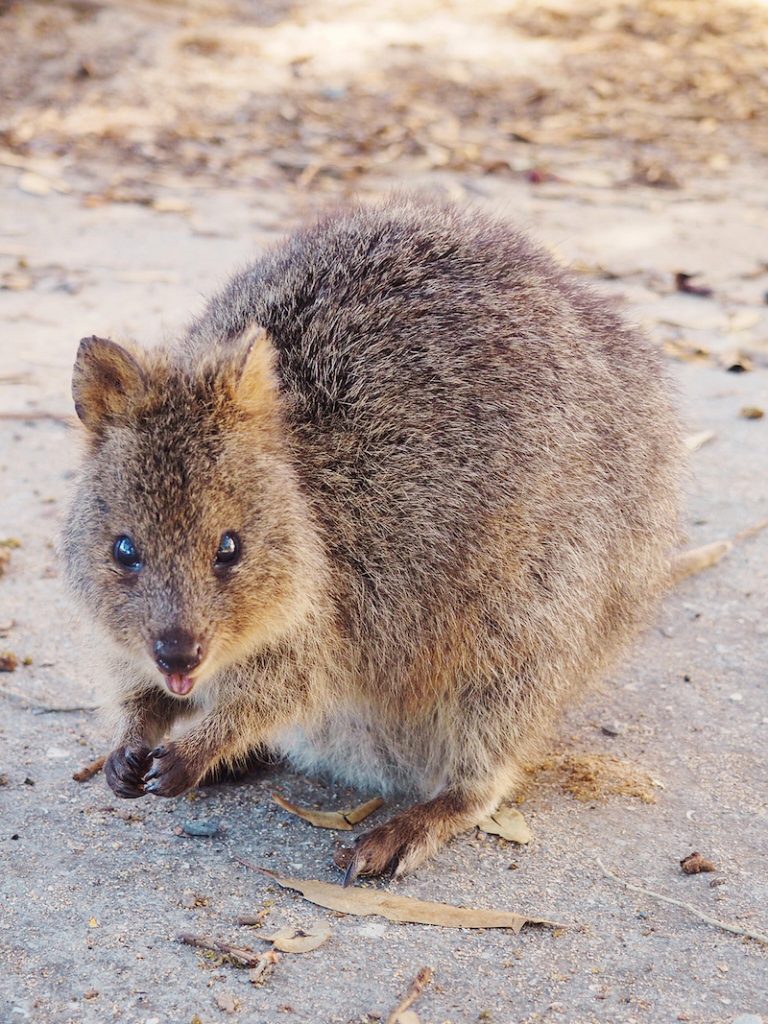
left=66, top=195, right=681, bottom=799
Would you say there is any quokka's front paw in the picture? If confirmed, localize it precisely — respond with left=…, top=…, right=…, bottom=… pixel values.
left=104, top=745, right=152, bottom=799
left=334, top=808, right=445, bottom=884
left=142, top=743, right=202, bottom=798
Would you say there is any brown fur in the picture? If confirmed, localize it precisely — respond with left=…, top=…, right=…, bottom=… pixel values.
left=64, top=195, right=682, bottom=877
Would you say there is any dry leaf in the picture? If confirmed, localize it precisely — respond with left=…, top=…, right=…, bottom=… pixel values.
left=477, top=806, right=532, bottom=844
left=262, top=870, right=562, bottom=932
left=662, top=338, right=712, bottom=364
left=740, top=406, right=764, bottom=420
left=683, top=431, right=715, bottom=452
left=671, top=540, right=732, bottom=583
left=272, top=792, right=383, bottom=830
left=261, top=923, right=331, bottom=953
left=392, top=1012, right=420, bottom=1024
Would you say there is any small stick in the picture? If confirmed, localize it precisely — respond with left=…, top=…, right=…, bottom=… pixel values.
left=385, top=967, right=434, bottom=1024
left=72, top=754, right=107, bottom=783
left=177, top=932, right=263, bottom=967
left=597, top=859, right=768, bottom=946
left=234, top=854, right=261, bottom=873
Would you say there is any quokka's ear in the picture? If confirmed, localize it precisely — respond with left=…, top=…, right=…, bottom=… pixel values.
left=72, top=335, right=147, bottom=430
left=228, top=324, right=279, bottom=419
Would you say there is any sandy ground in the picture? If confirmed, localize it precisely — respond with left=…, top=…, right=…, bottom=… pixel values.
left=1, top=2, right=768, bottom=1023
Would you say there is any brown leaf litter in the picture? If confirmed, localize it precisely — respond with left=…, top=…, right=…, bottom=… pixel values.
left=259, top=923, right=331, bottom=954
left=260, top=869, right=563, bottom=932
left=477, top=806, right=533, bottom=844
left=2, top=0, right=767, bottom=199
left=272, top=792, right=384, bottom=830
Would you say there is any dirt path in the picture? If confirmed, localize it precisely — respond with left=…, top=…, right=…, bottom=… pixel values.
left=1, top=3, right=767, bottom=1022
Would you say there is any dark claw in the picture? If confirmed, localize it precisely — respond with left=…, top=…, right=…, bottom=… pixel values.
left=125, top=750, right=144, bottom=771
left=143, top=767, right=159, bottom=782
left=144, top=780, right=158, bottom=794
left=115, top=785, right=144, bottom=799
left=149, top=746, right=169, bottom=759
left=343, top=859, right=361, bottom=888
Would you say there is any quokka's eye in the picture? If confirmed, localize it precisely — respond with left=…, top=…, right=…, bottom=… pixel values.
left=214, top=531, right=241, bottom=570
left=113, top=535, right=142, bottom=572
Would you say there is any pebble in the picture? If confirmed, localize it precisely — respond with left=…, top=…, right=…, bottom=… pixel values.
left=181, top=818, right=220, bottom=837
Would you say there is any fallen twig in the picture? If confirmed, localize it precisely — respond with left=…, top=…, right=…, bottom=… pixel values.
left=385, top=967, right=434, bottom=1024
left=598, top=859, right=768, bottom=946
left=234, top=854, right=260, bottom=873
left=176, top=932, right=263, bottom=967
left=72, top=754, right=107, bottom=782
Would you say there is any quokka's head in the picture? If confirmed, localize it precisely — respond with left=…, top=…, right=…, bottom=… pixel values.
left=63, top=327, right=316, bottom=699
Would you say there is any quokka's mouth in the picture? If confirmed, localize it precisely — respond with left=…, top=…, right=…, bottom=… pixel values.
left=164, top=673, right=196, bottom=696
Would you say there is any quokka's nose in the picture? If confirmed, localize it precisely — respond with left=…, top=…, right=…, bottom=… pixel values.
left=153, top=631, right=203, bottom=675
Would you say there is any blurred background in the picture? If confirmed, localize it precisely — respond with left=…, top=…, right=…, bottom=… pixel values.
left=2, top=0, right=767, bottom=200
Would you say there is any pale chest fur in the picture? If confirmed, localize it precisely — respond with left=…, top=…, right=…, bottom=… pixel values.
left=271, top=698, right=453, bottom=798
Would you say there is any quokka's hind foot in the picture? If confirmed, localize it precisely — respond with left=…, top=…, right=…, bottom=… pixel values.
left=334, top=788, right=496, bottom=883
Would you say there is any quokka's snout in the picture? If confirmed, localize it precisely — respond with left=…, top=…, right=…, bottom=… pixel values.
left=64, top=195, right=681, bottom=877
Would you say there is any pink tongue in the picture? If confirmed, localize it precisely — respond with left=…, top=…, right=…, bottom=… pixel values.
left=166, top=674, right=195, bottom=695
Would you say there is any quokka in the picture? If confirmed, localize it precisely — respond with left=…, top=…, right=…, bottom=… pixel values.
left=64, top=196, right=681, bottom=880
